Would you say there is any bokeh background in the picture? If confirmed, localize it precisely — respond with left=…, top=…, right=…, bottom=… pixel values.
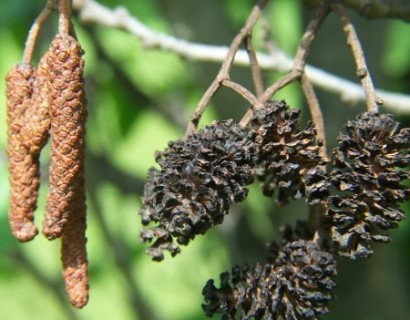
left=1, top=0, right=410, bottom=319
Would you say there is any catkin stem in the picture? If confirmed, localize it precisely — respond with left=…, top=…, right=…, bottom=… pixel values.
left=23, top=0, right=56, bottom=64
left=58, top=0, right=72, bottom=35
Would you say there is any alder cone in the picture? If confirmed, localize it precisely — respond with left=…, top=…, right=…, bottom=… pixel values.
left=202, top=240, right=336, bottom=320
left=6, top=63, right=39, bottom=241
left=43, top=34, right=87, bottom=240
left=250, top=100, right=325, bottom=205
left=140, top=120, right=256, bottom=261
left=328, top=112, right=410, bottom=259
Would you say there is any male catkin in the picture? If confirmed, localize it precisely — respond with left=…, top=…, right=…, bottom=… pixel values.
left=43, top=34, right=87, bottom=239
left=6, top=63, right=39, bottom=241
left=61, top=179, right=88, bottom=308
left=41, top=34, right=89, bottom=307
left=23, top=54, right=51, bottom=154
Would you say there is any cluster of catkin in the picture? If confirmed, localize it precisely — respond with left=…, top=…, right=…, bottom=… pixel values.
left=5, top=15, right=89, bottom=308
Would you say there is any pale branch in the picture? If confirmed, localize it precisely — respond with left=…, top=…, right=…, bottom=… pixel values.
left=72, top=0, right=410, bottom=114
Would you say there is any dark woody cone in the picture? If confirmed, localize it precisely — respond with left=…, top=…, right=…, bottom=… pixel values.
left=202, top=240, right=336, bottom=320
left=6, top=63, right=39, bottom=241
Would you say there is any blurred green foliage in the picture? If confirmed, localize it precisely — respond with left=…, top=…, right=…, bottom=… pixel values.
left=1, top=1, right=410, bottom=319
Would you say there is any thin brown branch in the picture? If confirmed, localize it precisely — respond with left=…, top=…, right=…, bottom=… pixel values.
left=22, top=0, right=56, bottom=64
left=260, top=71, right=301, bottom=104
left=293, top=4, right=331, bottom=72
left=239, top=71, right=299, bottom=127
left=260, top=3, right=330, bottom=103
left=184, top=0, right=268, bottom=137
left=300, top=74, right=327, bottom=156
left=332, top=3, right=381, bottom=113
left=222, top=79, right=259, bottom=106
left=185, top=79, right=223, bottom=135
left=245, top=35, right=265, bottom=97
left=240, top=3, right=330, bottom=128
left=58, top=0, right=72, bottom=35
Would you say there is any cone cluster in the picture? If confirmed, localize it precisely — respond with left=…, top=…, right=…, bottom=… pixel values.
left=139, top=100, right=410, bottom=319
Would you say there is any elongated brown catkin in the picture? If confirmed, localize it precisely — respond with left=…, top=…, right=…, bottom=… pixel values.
left=61, top=179, right=88, bottom=308
left=6, top=63, right=39, bottom=241
left=43, top=34, right=87, bottom=239
left=41, top=33, right=89, bottom=307
left=22, top=55, right=51, bottom=154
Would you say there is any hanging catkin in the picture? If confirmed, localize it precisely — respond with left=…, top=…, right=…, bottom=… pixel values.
left=6, top=63, right=39, bottom=241
left=41, top=33, right=89, bottom=307
left=61, top=179, right=88, bottom=308
left=42, top=34, right=87, bottom=239
left=23, top=55, right=51, bottom=155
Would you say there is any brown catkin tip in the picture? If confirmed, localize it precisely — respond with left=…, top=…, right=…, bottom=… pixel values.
left=6, top=63, right=39, bottom=241
left=61, top=181, right=89, bottom=308
left=42, top=34, right=87, bottom=240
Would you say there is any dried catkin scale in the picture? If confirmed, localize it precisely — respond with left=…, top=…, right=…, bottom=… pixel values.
left=6, top=63, right=39, bottom=241
left=42, top=34, right=87, bottom=240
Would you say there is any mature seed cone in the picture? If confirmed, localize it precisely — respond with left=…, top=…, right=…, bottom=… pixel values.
left=328, top=112, right=410, bottom=259
left=42, top=34, right=87, bottom=240
left=249, top=100, right=325, bottom=205
left=202, top=240, right=336, bottom=320
left=139, top=119, right=256, bottom=261
left=6, top=63, right=39, bottom=241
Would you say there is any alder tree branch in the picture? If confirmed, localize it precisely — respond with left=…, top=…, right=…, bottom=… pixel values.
left=332, top=3, right=382, bottom=113
left=72, top=0, right=410, bottom=114
left=303, top=0, right=410, bottom=22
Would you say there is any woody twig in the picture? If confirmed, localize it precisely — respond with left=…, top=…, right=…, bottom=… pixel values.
left=332, top=3, right=382, bottom=112
left=184, top=0, right=268, bottom=137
